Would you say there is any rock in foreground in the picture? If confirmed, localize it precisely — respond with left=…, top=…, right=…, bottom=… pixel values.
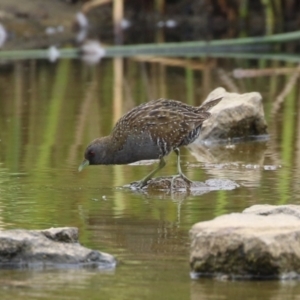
left=0, top=227, right=116, bottom=269
left=190, top=206, right=300, bottom=279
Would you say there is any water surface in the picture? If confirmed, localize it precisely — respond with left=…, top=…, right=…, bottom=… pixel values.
left=0, top=57, right=299, bottom=299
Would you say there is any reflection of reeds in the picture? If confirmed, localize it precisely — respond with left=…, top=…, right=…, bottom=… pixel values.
left=277, top=76, right=297, bottom=204
left=202, top=58, right=213, bottom=99
left=36, top=60, right=70, bottom=169
left=158, top=63, right=167, bottom=99
left=67, top=70, right=97, bottom=164
left=296, top=88, right=300, bottom=192
left=9, top=62, right=23, bottom=171
left=268, top=60, right=280, bottom=108
left=185, top=61, right=194, bottom=104
left=132, top=56, right=212, bottom=70
left=217, top=68, right=239, bottom=93
left=24, top=60, right=38, bottom=167
left=272, top=63, right=300, bottom=115
left=140, top=62, right=153, bottom=101
left=113, top=57, right=124, bottom=123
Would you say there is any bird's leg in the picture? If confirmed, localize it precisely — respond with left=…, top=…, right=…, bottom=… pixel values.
left=171, top=148, right=193, bottom=189
left=133, top=157, right=166, bottom=188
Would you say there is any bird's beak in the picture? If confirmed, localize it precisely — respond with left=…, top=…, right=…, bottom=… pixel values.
left=78, top=159, right=89, bottom=172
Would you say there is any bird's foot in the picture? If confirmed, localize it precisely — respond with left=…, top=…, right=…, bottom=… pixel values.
left=130, top=179, right=149, bottom=190
left=170, top=173, right=193, bottom=190
left=130, top=174, right=193, bottom=190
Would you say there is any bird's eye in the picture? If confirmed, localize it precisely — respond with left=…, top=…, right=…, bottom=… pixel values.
left=89, top=150, right=95, bottom=157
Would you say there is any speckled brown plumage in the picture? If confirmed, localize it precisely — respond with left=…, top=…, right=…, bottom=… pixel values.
left=79, top=97, right=222, bottom=187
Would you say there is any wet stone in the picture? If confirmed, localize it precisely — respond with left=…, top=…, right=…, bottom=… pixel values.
left=41, top=227, right=79, bottom=243
left=190, top=205, right=300, bottom=280
left=198, top=87, right=268, bottom=141
left=243, top=204, right=300, bottom=219
left=0, top=227, right=116, bottom=269
left=128, top=177, right=239, bottom=195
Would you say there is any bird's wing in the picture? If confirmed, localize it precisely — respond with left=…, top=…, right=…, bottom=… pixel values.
left=129, top=107, right=210, bottom=147
left=111, top=99, right=211, bottom=153
left=145, top=97, right=222, bottom=113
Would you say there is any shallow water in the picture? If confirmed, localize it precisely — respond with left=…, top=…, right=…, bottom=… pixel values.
left=0, top=57, right=300, bottom=299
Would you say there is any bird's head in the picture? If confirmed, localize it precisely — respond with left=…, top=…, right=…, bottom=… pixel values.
left=78, top=138, right=111, bottom=171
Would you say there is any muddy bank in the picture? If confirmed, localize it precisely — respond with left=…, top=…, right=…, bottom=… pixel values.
left=1, top=0, right=295, bottom=50
left=0, top=0, right=79, bottom=49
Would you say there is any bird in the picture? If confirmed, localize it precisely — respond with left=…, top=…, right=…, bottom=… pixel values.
left=78, top=97, right=222, bottom=188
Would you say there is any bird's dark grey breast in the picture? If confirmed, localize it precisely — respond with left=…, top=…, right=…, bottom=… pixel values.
left=112, top=133, right=161, bottom=164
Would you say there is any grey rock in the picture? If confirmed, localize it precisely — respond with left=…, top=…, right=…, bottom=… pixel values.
left=190, top=211, right=300, bottom=279
left=243, top=204, right=300, bottom=219
left=128, top=177, right=238, bottom=195
left=40, top=227, right=79, bottom=243
left=0, top=227, right=116, bottom=269
left=198, top=87, right=268, bottom=141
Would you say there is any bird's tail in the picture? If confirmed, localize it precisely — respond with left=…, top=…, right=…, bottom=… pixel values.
left=196, top=97, right=223, bottom=113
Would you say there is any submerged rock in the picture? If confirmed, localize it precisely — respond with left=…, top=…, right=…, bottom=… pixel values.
left=128, top=177, right=238, bottom=196
left=124, top=176, right=234, bottom=201
left=198, top=87, right=268, bottom=141
left=0, top=227, right=116, bottom=269
left=190, top=205, right=300, bottom=279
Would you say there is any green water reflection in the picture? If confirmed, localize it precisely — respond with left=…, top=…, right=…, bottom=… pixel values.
left=0, top=57, right=300, bottom=299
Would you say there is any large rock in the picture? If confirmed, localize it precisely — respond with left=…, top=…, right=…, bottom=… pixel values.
left=190, top=206, right=300, bottom=279
left=197, top=87, right=268, bottom=141
left=0, top=227, right=116, bottom=269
